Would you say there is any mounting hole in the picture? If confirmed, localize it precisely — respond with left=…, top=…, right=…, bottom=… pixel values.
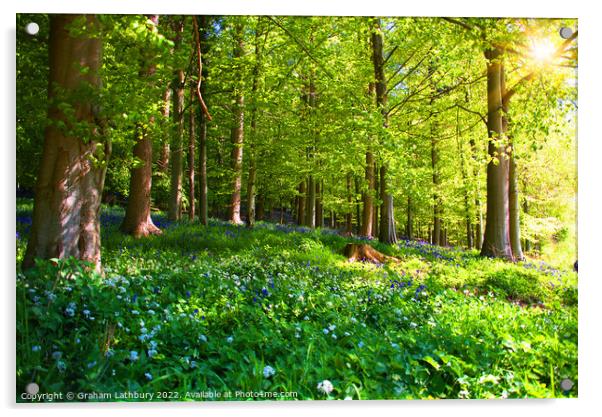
left=25, top=382, right=39, bottom=395
left=560, top=378, right=574, bottom=392
left=559, top=27, right=573, bottom=39
left=25, top=22, right=39, bottom=36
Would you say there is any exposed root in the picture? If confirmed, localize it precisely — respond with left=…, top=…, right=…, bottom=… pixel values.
left=343, top=243, right=399, bottom=264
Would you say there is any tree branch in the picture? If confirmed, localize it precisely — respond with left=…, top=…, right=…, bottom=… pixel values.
left=442, top=17, right=476, bottom=32
left=386, top=46, right=433, bottom=94
left=192, top=16, right=212, bottom=121
left=454, top=103, right=487, bottom=127
left=383, top=45, right=399, bottom=65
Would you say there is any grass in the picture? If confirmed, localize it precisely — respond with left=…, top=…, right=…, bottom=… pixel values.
left=16, top=200, right=578, bottom=401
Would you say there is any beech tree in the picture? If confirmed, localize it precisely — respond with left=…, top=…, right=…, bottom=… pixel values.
left=23, top=14, right=108, bottom=271
left=228, top=22, right=246, bottom=225
left=120, top=15, right=162, bottom=238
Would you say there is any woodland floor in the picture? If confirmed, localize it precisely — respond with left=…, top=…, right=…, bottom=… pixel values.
left=16, top=199, right=578, bottom=400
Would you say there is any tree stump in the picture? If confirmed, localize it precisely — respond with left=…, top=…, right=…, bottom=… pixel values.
left=343, top=243, right=399, bottom=264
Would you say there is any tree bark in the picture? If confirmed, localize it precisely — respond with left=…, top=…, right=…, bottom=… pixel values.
left=501, top=64, right=524, bottom=261
left=508, top=152, right=523, bottom=260
left=361, top=152, right=375, bottom=237
left=188, top=87, right=196, bottom=221
left=480, top=48, right=513, bottom=259
left=345, top=173, right=353, bottom=234
left=246, top=18, right=263, bottom=228
left=121, top=124, right=161, bottom=237
left=468, top=135, right=484, bottom=249
left=354, top=176, right=361, bottom=234
left=431, top=134, right=442, bottom=246
left=157, top=87, right=172, bottom=173
left=371, top=18, right=396, bottom=244
left=228, top=23, right=245, bottom=225
left=120, top=15, right=162, bottom=238
left=361, top=82, right=376, bottom=238
left=297, top=181, right=306, bottom=225
left=316, top=180, right=324, bottom=228
left=523, top=194, right=531, bottom=252
left=305, top=175, right=316, bottom=227
left=23, top=14, right=108, bottom=272
left=379, top=165, right=397, bottom=244
left=168, top=68, right=185, bottom=221
left=373, top=164, right=380, bottom=238
left=198, top=16, right=210, bottom=226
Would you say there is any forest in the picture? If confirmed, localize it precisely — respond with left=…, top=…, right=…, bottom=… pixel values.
left=16, top=14, right=578, bottom=401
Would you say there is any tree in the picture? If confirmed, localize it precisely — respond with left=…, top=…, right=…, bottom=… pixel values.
left=228, top=22, right=246, bottom=225
left=480, top=47, right=514, bottom=259
left=371, top=18, right=396, bottom=244
left=168, top=17, right=185, bottom=221
left=195, top=15, right=211, bottom=226
left=246, top=17, right=268, bottom=228
left=23, top=14, right=109, bottom=272
left=120, top=15, right=162, bottom=238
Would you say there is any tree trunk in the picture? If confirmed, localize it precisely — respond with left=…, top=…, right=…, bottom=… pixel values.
left=199, top=111, right=208, bottom=225
left=121, top=16, right=162, bottom=238
left=480, top=48, right=513, bottom=259
left=371, top=18, right=396, bottom=245
left=468, top=135, right=484, bottom=249
left=198, top=16, right=210, bottom=226
left=168, top=68, right=185, bottom=221
left=361, top=152, right=375, bottom=237
left=354, top=176, right=361, bottom=233
left=379, top=167, right=397, bottom=244
left=501, top=65, right=524, bottom=261
left=157, top=87, right=172, bottom=173
left=305, top=175, right=316, bottom=227
left=373, top=164, right=380, bottom=238
left=228, top=24, right=245, bottom=225
left=187, top=88, right=196, bottom=220
left=246, top=18, right=263, bottom=229
left=316, top=180, right=324, bottom=228
left=247, top=156, right=257, bottom=227
left=431, top=135, right=442, bottom=246
left=121, top=125, right=161, bottom=238
left=523, top=191, right=531, bottom=252
left=508, top=146, right=524, bottom=260
left=23, top=14, right=108, bottom=272
left=297, top=181, right=306, bottom=225
left=345, top=173, right=353, bottom=234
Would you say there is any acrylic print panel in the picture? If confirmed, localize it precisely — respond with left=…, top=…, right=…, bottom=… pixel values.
left=16, top=13, right=578, bottom=402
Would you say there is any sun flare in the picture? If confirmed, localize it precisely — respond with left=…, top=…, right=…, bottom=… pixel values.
left=531, top=38, right=555, bottom=62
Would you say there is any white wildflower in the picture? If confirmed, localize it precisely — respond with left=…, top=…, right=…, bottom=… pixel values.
left=317, top=380, right=334, bottom=395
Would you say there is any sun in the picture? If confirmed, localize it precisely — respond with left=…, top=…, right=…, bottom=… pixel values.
left=530, top=38, right=556, bottom=63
